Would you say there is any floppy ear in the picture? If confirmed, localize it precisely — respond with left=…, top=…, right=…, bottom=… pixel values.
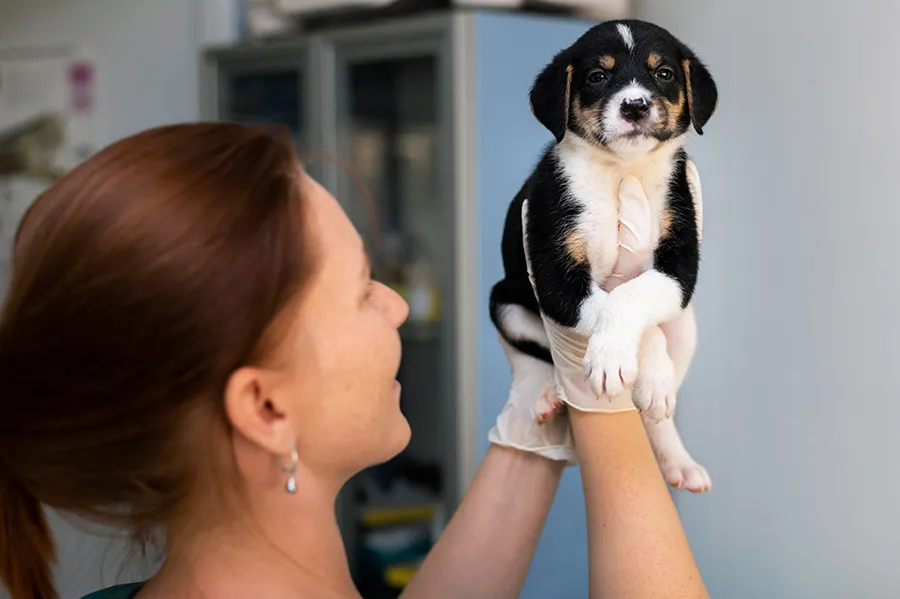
left=529, top=51, right=574, bottom=143
left=680, top=46, right=718, bottom=135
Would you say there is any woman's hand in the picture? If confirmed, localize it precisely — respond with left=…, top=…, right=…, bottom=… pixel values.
left=486, top=336, right=576, bottom=464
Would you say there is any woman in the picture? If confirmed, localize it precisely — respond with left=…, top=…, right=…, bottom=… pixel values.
left=0, top=123, right=708, bottom=599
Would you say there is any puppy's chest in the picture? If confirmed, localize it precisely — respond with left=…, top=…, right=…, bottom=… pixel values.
left=560, top=158, right=671, bottom=283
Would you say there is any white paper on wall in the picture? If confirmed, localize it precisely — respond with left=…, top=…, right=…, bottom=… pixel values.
left=0, top=44, right=101, bottom=292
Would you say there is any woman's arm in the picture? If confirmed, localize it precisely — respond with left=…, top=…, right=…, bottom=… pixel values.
left=400, top=445, right=564, bottom=599
left=571, top=405, right=710, bottom=599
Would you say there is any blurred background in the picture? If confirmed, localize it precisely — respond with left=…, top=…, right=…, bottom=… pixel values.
left=0, top=0, right=898, bottom=598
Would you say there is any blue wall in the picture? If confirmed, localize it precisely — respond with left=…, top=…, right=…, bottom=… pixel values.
left=473, top=12, right=595, bottom=599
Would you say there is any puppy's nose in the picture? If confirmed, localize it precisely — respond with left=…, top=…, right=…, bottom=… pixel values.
left=620, top=97, right=650, bottom=122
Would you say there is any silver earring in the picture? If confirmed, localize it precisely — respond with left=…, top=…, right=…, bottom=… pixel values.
left=279, top=443, right=299, bottom=494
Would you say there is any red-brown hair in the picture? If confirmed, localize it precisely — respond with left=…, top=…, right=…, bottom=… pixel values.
left=0, top=122, right=314, bottom=599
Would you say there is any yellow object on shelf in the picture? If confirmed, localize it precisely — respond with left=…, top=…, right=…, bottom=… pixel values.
left=384, top=563, right=418, bottom=589
left=359, top=504, right=438, bottom=527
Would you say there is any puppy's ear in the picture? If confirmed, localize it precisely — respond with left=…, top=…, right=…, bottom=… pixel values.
left=529, top=51, right=574, bottom=144
left=680, top=45, right=717, bottom=135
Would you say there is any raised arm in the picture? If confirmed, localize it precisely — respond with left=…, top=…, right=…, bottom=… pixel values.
left=571, top=405, right=710, bottom=599
left=401, top=337, right=574, bottom=599
left=400, top=444, right=564, bottom=599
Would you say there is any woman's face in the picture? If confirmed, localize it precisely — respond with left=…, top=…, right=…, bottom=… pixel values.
left=274, top=173, right=410, bottom=479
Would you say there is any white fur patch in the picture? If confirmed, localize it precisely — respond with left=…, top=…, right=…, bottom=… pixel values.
left=574, top=282, right=609, bottom=334
left=599, top=269, right=684, bottom=342
left=616, top=23, right=634, bottom=50
left=498, top=304, right=550, bottom=347
left=602, top=80, right=660, bottom=154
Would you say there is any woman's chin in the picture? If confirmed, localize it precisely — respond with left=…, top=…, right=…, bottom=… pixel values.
left=360, top=413, right=411, bottom=471
left=389, top=413, right=412, bottom=456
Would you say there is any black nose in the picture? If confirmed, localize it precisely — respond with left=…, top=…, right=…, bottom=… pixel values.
left=620, top=97, right=650, bottom=122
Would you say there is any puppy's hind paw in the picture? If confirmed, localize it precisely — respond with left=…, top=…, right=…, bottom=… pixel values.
left=661, top=454, right=712, bottom=493
left=534, top=382, right=567, bottom=424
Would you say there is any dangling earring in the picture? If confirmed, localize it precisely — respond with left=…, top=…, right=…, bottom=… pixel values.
left=279, top=443, right=299, bottom=494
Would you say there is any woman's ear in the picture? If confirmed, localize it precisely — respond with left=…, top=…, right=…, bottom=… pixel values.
left=529, top=51, right=574, bottom=144
left=224, top=366, right=295, bottom=456
left=680, top=45, right=718, bottom=135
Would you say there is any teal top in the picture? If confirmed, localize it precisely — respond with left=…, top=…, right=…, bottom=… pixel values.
left=80, top=583, right=145, bottom=599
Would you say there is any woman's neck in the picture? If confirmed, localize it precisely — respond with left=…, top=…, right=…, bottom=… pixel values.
left=145, top=471, right=359, bottom=599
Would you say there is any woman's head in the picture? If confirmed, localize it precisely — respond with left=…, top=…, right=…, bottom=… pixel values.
left=0, top=123, right=409, bottom=599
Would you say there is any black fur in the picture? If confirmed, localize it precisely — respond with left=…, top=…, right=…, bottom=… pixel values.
left=489, top=147, right=592, bottom=362
left=657, top=150, right=700, bottom=308
left=490, top=20, right=716, bottom=365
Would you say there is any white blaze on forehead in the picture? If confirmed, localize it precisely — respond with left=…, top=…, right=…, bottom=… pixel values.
left=616, top=23, right=635, bottom=51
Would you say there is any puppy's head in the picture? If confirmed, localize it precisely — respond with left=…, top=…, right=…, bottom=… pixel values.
left=530, top=20, right=718, bottom=155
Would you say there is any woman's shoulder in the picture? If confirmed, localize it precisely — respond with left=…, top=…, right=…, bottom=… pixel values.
left=80, top=582, right=145, bottom=599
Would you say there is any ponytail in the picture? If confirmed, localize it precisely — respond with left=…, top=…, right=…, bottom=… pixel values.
left=0, top=466, right=57, bottom=599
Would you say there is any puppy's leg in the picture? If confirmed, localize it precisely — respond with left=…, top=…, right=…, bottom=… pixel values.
left=633, top=301, right=698, bottom=421
left=642, top=303, right=710, bottom=492
left=643, top=415, right=711, bottom=493
left=662, top=302, right=698, bottom=387
left=632, top=325, right=676, bottom=422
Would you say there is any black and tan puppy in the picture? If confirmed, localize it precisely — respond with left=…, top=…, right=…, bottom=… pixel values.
left=490, top=20, right=717, bottom=492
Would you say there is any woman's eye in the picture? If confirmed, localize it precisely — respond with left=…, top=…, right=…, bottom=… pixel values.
left=586, top=70, right=608, bottom=85
left=655, top=67, right=675, bottom=81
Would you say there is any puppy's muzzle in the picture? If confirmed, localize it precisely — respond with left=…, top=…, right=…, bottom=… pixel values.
left=620, top=97, right=651, bottom=123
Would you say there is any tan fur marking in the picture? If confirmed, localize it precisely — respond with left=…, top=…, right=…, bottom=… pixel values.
left=663, top=89, right=686, bottom=134
left=564, top=64, right=574, bottom=130
left=572, top=95, right=602, bottom=136
left=600, top=55, right=616, bottom=70
left=659, top=205, right=674, bottom=239
left=565, top=229, right=588, bottom=264
left=648, top=53, right=662, bottom=70
left=682, top=59, right=696, bottom=127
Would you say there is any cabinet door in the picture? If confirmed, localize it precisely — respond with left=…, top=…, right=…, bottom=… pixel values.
left=218, top=64, right=306, bottom=149
left=337, top=49, right=450, bottom=331
left=334, top=38, right=455, bottom=598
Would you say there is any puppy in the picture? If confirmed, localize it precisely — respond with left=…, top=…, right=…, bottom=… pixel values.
left=489, top=19, right=717, bottom=492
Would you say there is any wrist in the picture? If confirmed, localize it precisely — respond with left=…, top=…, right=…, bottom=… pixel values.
left=487, top=425, right=578, bottom=466
left=488, top=443, right=567, bottom=475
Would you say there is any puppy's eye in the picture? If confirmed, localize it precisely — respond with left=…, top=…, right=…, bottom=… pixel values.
left=586, top=70, right=608, bottom=85
left=655, top=67, right=675, bottom=81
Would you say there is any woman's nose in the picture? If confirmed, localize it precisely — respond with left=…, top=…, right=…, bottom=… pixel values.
left=380, top=282, right=409, bottom=327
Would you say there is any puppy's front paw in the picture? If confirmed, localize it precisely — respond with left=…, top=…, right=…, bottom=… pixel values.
left=584, top=332, right=638, bottom=398
left=660, top=454, right=712, bottom=493
left=633, top=355, right=676, bottom=422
